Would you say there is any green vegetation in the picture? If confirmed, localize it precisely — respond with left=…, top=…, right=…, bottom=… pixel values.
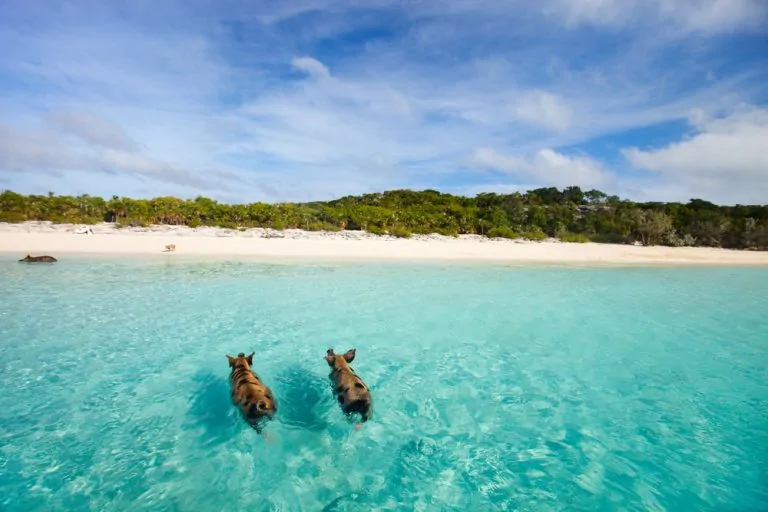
left=487, top=227, right=518, bottom=239
left=388, top=226, right=412, bottom=239
left=521, top=228, right=548, bottom=241
left=557, top=232, right=591, bottom=244
left=1, top=187, right=767, bottom=250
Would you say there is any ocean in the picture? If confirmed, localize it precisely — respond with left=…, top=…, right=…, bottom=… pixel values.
left=1, top=257, right=766, bottom=511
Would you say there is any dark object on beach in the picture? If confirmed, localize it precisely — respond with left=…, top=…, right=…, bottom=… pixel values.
left=226, top=352, right=277, bottom=434
left=325, top=348, right=373, bottom=425
left=19, top=254, right=57, bottom=263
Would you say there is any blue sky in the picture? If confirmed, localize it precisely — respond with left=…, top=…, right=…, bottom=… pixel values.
left=0, top=0, right=766, bottom=204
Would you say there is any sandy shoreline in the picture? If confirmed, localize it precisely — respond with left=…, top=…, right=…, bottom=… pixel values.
left=1, top=221, right=767, bottom=266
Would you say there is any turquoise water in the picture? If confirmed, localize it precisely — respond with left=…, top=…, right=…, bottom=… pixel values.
left=1, top=257, right=767, bottom=511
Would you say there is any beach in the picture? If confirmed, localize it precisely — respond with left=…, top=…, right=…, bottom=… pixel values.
left=1, top=221, right=767, bottom=265
left=0, top=222, right=768, bottom=266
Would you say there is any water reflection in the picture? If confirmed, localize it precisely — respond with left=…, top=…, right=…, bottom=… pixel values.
left=273, top=364, right=333, bottom=432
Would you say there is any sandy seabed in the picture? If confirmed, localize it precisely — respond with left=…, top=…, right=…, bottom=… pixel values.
left=1, top=221, right=767, bottom=266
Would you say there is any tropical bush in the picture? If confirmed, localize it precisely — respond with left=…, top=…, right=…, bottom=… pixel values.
left=388, top=226, right=412, bottom=238
left=559, top=232, right=591, bottom=243
left=487, top=227, right=518, bottom=239
left=1, top=188, right=766, bottom=250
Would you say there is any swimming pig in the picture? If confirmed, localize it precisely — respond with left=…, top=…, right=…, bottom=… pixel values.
left=226, top=352, right=277, bottom=434
left=325, top=348, right=372, bottom=424
left=19, top=254, right=57, bottom=263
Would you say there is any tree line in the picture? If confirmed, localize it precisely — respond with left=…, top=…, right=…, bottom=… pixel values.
left=1, top=187, right=767, bottom=250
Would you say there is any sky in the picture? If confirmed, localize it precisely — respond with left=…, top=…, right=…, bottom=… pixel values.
left=0, top=0, right=766, bottom=205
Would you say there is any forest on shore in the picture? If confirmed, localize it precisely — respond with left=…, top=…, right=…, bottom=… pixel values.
left=1, top=187, right=767, bottom=250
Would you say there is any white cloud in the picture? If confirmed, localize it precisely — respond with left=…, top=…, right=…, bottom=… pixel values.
left=246, top=0, right=767, bottom=35
left=469, top=148, right=527, bottom=171
left=0, top=123, right=93, bottom=173
left=0, top=120, right=244, bottom=193
left=48, top=110, right=140, bottom=152
left=548, top=0, right=630, bottom=28
left=291, top=56, right=331, bottom=79
left=0, top=0, right=765, bottom=204
left=657, top=0, right=768, bottom=33
left=514, top=91, right=573, bottom=132
left=469, top=147, right=613, bottom=190
left=546, top=0, right=768, bottom=33
left=622, top=105, right=768, bottom=204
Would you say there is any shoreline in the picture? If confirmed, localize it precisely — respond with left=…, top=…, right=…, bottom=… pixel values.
left=2, top=221, right=768, bottom=267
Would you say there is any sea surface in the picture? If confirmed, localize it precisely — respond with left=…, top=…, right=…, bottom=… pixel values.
left=1, top=257, right=767, bottom=511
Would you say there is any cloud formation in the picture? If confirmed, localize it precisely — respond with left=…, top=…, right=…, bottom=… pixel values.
left=623, top=105, right=768, bottom=204
left=0, top=0, right=765, bottom=203
left=47, top=111, right=140, bottom=153
left=0, top=119, right=244, bottom=193
left=514, top=92, right=574, bottom=132
left=546, top=0, right=768, bottom=33
left=291, top=57, right=331, bottom=80
left=469, top=148, right=613, bottom=190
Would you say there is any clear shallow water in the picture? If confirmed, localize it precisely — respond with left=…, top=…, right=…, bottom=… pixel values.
left=1, top=257, right=767, bottom=511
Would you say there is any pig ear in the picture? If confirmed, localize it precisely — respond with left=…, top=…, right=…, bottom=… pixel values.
left=343, top=348, right=356, bottom=363
left=246, top=352, right=254, bottom=366
left=226, top=355, right=236, bottom=367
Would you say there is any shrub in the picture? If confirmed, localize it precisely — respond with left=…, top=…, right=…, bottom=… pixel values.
left=187, top=219, right=202, bottom=228
left=521, top=228, right=548, bottom=241
left=367, top=225, right=387, bottom=236
left=216, top=221, right=238, bottom=230
left=0, top=212, right=26, bottom=223
left=559, top=232, right=590, bottom=243
left=389, top=226, right=412, bottom=238
left=434, top=227, right=459, bottom=237
left=663, top=231, right=697, bottom=247
left=409, top=225, right=432, bottom=235
left=116, top=219, right=149, bottom=228
left=487, top=226, right=518, bottom=239
left=306, top=221, right=341, bottom=232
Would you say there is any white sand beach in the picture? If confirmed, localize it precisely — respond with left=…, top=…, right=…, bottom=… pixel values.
left=1, top=221, right=767, bottom=265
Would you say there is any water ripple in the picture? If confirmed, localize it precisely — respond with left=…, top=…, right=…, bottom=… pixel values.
left=1, top=260, right=766, bottom=510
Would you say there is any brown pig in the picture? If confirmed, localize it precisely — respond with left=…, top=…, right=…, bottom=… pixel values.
left=325, top=348, right=372, bottom=424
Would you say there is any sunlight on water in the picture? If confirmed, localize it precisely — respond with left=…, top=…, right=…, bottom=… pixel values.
left=1, top=257, right=767, bottom=511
